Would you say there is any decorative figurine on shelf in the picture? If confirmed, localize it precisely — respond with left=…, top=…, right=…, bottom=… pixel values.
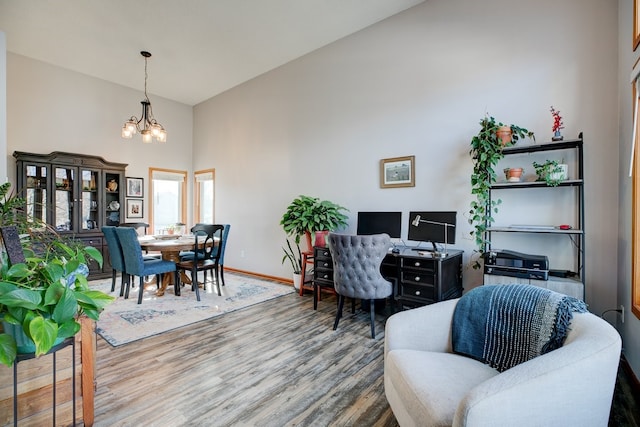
left=107, top=179, right=118, bottom=192
left=550, top=106, right=564, bottom=141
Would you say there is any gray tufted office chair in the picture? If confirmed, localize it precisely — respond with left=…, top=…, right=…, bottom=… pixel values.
left=327, top=232, right=394, bottom=339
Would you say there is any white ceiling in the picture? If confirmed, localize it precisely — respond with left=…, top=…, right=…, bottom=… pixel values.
left=0, top=0, right=425, bottom=106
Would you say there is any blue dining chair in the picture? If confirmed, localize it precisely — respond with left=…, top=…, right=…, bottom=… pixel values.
left=115, top=227, right=178, bottom=304
left=101, top=226, right=129, bottom=296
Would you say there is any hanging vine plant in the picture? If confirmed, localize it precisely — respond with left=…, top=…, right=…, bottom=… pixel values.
left=469, top=116, right=534, bottom=268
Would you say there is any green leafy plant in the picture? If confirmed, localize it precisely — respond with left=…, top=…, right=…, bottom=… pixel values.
left=533, top=160, right=564, bottom=187
left=281, top=239, right=302, bottom=274
left=280, top=195, right=349, bottom=244
left=0, top=239, right=113, bottom=366
left=469, top=116, right=534, bottom=267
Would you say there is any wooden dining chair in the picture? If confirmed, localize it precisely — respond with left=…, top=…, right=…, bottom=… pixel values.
left=115, top=227, right=178, bottom=304
left=176, top=224, right=224, bottom=300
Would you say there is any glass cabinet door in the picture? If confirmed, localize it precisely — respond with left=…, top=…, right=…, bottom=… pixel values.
left=80, top=169, right=99, bottom=232
left=104, top=172, right=121, bottom=226
left=24, top=164, right=48, bottom=229
left=53, top=166, right=75, bottom=232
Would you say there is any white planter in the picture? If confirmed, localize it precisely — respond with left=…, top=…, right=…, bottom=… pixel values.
left=550, top=164, right=568, bottom=181
left=292, top=273, right=302, bottom=290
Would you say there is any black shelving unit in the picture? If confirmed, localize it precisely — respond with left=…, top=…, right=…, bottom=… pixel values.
left=484, top=134, right=585, bottom=300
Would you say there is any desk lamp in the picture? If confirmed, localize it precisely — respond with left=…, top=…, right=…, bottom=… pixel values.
left=411, top=215, right=455, bottom=258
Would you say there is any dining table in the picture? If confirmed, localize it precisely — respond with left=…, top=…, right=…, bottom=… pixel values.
left=138, top=234, right=217, bottom=296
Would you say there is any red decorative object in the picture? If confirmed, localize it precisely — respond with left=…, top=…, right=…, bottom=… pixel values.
left=550, top=106, right=564, bottom=141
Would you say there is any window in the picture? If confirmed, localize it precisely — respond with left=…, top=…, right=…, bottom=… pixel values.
left=149, top=168, right=187, bottom=234
left=194, top=169, right=215, bottom=224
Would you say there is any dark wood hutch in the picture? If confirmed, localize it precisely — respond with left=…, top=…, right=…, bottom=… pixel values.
left=13, top=151, right=127, bottom=279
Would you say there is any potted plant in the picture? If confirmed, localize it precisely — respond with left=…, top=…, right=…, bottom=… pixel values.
left=282, top=239, right=303, bottom=289
left=469, top=116, right=534, bottom=267
left=280, top=195, right=349, bottom=250
left=533, top=160, right=568, bottom=186
left=503, top=167, right=525, bottom=182
left=0, top=183, right=115, bottom=366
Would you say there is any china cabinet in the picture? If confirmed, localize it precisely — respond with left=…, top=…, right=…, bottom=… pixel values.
left=13, top=151, right=128, bottom=279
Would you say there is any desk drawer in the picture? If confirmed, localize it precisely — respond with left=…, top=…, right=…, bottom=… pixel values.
left=401, top=270, right=436, bottom=286
left=401, top=257, right=436, bottom=273
left=314, top=268, right=333, bottom=283
left=315, top=248, right=331, bottom=261
left=398, top=282, right=436, bottom=302
left=314, top=258, right=332, bottom=270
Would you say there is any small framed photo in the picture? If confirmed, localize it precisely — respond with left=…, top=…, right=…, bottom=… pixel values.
left=126, top=199, right=143, bottom=219
left=380, top=155, right=415, bottom=188
left=126, top=177, right=144, bottom=198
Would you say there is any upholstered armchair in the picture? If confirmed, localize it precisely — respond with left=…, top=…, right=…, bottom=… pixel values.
left=384, top=297, right=622, bottom=427
left=327, top=232, right=393, bottom=338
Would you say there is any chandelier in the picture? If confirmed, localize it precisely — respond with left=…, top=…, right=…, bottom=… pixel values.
left=121, top=51, right=167, bottom=143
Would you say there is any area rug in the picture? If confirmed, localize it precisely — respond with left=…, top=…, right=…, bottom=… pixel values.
left=92, top=272, right=294, bottom=347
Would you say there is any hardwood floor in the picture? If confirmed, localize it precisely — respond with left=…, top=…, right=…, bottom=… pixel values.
left=92, top=282, right=639, bottom=427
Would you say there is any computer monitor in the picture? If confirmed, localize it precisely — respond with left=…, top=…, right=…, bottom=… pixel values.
left=356, top=211, right=402, bottom=238
left=407, top=211, right=456, bottom=248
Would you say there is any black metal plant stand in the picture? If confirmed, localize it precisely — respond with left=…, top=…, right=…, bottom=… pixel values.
left=12, top=337, right=76, bottom=427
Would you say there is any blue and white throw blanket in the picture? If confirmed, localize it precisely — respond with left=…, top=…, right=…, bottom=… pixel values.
left=451, top=284, right=587, bottom=372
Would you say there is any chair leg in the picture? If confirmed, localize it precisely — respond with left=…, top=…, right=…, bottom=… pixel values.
left=351, top=298, right=356, bottom=314
left=193, top=266, right=201, bottom=302
left=313, top=282, right=318, bottom=310
left=124, top=275, right=131, bottom=299
left=214, top=265, right=221, bottom=296
left=174, top=271, right=181, bottom=296
left=333, top=295, right=345, bottom=331
left=119, top=273, right=126, bottom=297
left=111, top=269, right=116, bottom=292
left=370, top=299, right=376, bottom=339
left=137, top=276, right=144, bottom=304
left=220, top=265, right=225, bottom=286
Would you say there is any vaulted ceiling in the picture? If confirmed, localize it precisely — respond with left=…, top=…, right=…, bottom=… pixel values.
left=0, top=0, right=425, bottom=105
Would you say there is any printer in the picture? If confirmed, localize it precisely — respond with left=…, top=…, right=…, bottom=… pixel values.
left=484, top=249, right=549, bottom=280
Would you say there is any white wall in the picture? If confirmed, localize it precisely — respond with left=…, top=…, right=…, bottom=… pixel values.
left=6, top=53, right=193, bottom=226
left=618, top=0, right=640, bottom=385
left=194, top=0, right=619, bottom=315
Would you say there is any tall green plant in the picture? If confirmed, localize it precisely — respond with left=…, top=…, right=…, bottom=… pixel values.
left=469, top=116, right=534, bottom=267
left=280, top=195, right=348, bottom=243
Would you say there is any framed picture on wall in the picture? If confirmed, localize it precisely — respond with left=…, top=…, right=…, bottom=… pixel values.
left=635, top=0, right=640, bottom=50
left=126, top=177, right=144, bottom=198
left=380, top=155, right=415, bottom=188
left=126, top=199, right=143, bottom=219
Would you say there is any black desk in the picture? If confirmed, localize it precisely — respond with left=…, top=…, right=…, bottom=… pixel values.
left=313, top=246, right=463, bottom=309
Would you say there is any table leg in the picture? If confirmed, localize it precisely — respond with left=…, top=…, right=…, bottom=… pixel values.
left=156, top=250, right=181, bottom=297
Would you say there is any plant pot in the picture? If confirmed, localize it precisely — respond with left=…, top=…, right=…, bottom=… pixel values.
left=2, top=321, right=64, bottom=354
left=314, top=230, right=329, bottom=247
left=549, top=164, right=568, bottom=181
left=496, top=126, right=513, bottom=146
left=504, top=167, right=524, bottom=182
left=292, top=272, right=302, bottom=290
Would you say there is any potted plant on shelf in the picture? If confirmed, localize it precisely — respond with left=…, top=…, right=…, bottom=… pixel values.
left=469, top=116, right=534, bottom=267
left=282, top=238, right=303, bottom=290
left=0, top=183, right=115, bottom=366
left=533, top=160, right=568, bottom=186
left=280, top=195, right=349, bottom=250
